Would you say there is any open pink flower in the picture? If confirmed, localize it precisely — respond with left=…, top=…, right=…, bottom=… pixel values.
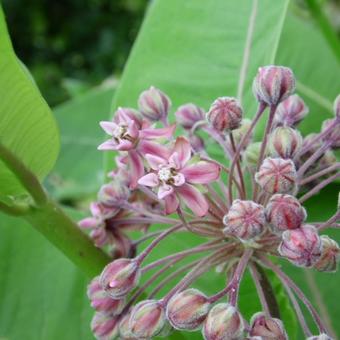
left=137, top=137, right=220, bottom=216
left=98, top=107, right=175, bottom=188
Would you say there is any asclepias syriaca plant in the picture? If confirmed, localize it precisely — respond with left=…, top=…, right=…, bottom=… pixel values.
left=79, top=65, right=340, bottom=339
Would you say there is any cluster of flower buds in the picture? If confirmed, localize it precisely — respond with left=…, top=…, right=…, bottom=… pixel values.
left=80, top=67, right=339, bottom=339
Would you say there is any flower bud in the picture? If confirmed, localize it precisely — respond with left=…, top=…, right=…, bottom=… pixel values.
left=274, top=94, right=309, bottom=127
left=255, top=157, right=297, bottom=194
left=253, top=66, right=295, bottom=106
left=202, top=303, right=244, bottom=340
left=322, top=118, right=340, bottom=149
left=334, top=94, right=340, bottom=118
left=244, top=142, right=262, bottom=168
left=278, top=225, right=322, bottom=267
left=266, top=194, right=306, bottom=232
left=190, top=134, right=205, bottom=153
left=307, top=334, right=334, bottom=340
left=91, top=312, right=119, bottom=340
left=100, top=258, right=140, bottom=299
left=268, top=126, right=303, bottom=159
left=232, top=118, right=253, bottom=147
left=166, top=288, right=210, bottom=331
left=98, top=182, right=130, bottom=207
left=87, top=277, right=125, bottom=315
left=175, top=103, right=205, bottom=129
left=249, top=312, right=288, bottom=340
left=118, top=311, right=134, bottom=339
left=223, top=200, right=266, bottom=240
left=129, top=299, right=167, bottom=338
left=206, top=97, right=243, bottom=132
left=314, top=235, right=340, bottom=272
left=138, top=86, right=171, bottom=121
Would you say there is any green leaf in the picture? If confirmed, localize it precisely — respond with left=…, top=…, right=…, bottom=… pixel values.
left=0, top=211, right=93, bottom=340
left=0, top=6, right=59, bottom=198
left=47, top=85, right=115, bottom=201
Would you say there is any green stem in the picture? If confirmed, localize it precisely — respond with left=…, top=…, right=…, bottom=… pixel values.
left=305, top=0, right=340, bottom=63
left=0, top=200, right=30, bottom=216
left=0, top=142, right=47, bottom=206
left=24, top=199, right=111, bottom=277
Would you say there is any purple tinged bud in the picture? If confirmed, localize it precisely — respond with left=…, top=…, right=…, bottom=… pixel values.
left=129, top=299, right=167, bottom=338
left=253, top=65, right=296, bottom=106
left=118, top=311, right=134, bottom=339
left=275, top=94, right=309, bottom=127
left=202, top=303, right=244, bottom=340
left=278, top=225, right=322, bottom=267
left=307, top=334, right=334, bottom=340
left=223, top=200, right=266, bottom=240
left=334, top=94, right=340, bottom=119
left=87, top=277, right=125, bottom=315
left=322, top=118, right=340, bottom=149
left=166, top=288, right=210, bottom=331
left=249, top=312, right=288, bottom=340
left=268, top=126, right=303, bottom=159
left=190, top=134, right=205, bottom=153
left=138, top=86, right=171, bottom=122
left=98, top=182, right=130, bottom=207
left=255, top=157, right=297, bottom=194
left=314, top=235, right=340, bottom=272
left=266, top=194, right=306, bottom=232
left=100, top=258, right=140, bottom=299
left=91, top=312, right=119, bottom=340
left=206, top=97, right=243, bottom=132
left=175, top=103, right=205, bottom=129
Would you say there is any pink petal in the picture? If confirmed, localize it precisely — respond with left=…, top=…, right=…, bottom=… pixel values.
left=173, top=173, right=185, bottom=186
left=177, top=183, right=209, bottom=217
left=158, top=184, right=174, bottom=199
left=138, top=173, right=159, bottom=187
left=145, top=153, right=167, bottom=170
left=140, top=124, right=176, bottom=139
left=79, top=217, right=98, bottom=229
left=99, top=121, right=117, bottom=135
left=138, top=140, right=170, bottom=159
left=128, top=151, right=144, bottom=189
left=98, top=140, right=117, bottom=151
left=127, top=120, right=140, bottom=139
left=173, top=137, right=192, bottom=167
left=168, top=152, right=181, bottom=169
left=164, top=193, right=179, bottom=215
left=116, top=139, right=134, bottom=151
left=90, top=202, right=101, bottom=217
left=181, top=162, right=220, bottom=184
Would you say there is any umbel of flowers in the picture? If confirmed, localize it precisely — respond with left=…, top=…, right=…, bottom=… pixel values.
left=79, top=66, right=340, bottom=339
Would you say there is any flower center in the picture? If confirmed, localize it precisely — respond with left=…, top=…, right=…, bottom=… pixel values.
left=112, top=124, right=134, bottom=143
left=158, top=166, right=177, bottom=184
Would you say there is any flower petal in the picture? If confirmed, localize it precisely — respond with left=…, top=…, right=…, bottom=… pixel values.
left=173, top=173, right=185, bottom=186
left=128, top=151, right=144, bottom=189
left=98, top=140, right=117, bottom=151
left=116, top=139, right=134, bottom=151
left=181, top=161, right=220, bottom=184
left=173, top=136, right=192, bottom=167
left=138, top=173, right=159, bottom=187
left=140, top=124, right=176, bottom=140
left=139, top=140, right=170, bottom=159
left=164, top=193, right=179, bottom=215
left=158, top=184, right=174, bottom=199
left=79, top=217, right=99, bottom=229
left=99, top=121, right=118, bottom=136
left=145, top=153, right=167, bottom=170
left=177, top=183, right=209, bottom=217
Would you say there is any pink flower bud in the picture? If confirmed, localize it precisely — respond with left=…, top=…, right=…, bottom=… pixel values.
left=100, top=258, right=140, bottom=299
left=223, top=200, right=266, bottom=240
left=206, top=97, right=243, bottom=132
left=314, top=235, right=340, bottom=272
left=138, top=86, right=171, bottom=121
left=268, top=126, right=303, bottom=159
left=307, top=334, right=334, bottom=340
left=278, top=225, right=322, bottom=267
left=202, top=303, right=244, bottom=340
left=274, top=94, right=309, bottom=127
left=249, top=312, right=288, bottom=340
left=97, top=182, right=130, bottom=207
left=255, top=157, right=297, bottom=194
left=190, top=134, right=205, bottom=153
left=266, top=194, right=306, bottom=232
left=322, top=118, right=340, bottom=149
left=175, top=103, right=205, bottom=129
left=252, top=66, right=295, bottom=106
left=91, top=312, right=119, bottom=340
left=129, top=300, right=167, bottom=338
left=334, top=94, right=340, bottom=118
left=87, top=277, right=125, bottom=315
left=118, top=311, right=134, bottom=339
left=166, top=288, right=210, bottom=331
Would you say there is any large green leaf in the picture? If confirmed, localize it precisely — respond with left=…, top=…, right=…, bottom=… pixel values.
left=0, top=6, right=59, bottom=198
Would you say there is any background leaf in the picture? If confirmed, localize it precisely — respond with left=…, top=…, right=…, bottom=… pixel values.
left=0, top=6, right=59, bottom=198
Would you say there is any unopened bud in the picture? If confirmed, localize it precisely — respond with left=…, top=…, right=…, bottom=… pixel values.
left=266, top=194, right=306, bottom=232
left=175, top=103, right=205, bottom=129
left=202, top=303, right=244, bottom=340
left=275, top=94, right=309, bottom=127
left=138, top=86, right=171, bottom=121
left=334, top=94, right=340, bottom=118
left=87, top=277, right=125, bottom=314
left=190, top=134, right=205, bottom=153
left=98, top=182, right=130, bottom=207
left=255, top=158, right=297, bottom=194
left=307, top=334, right=334, bottom=340
left=223, top=200, right=266, bottom=240
left=322, top=118, right=340, bottom=149
left=244, top=142, right=262, bottom=168
left=314, top=235, right=340, bottom=272
left=91, top=312, right=119, bottom=340
left=278, top=225, right=322, bottom=267
left=232, top=118, right=253, bottom=147
left=268, top=126, right=303, bottom=159
left=130, top=300, right=167, bottom=338
left=206, top=97, right=243, bottom=132
left=100, top=258, right=140, bottom=299
left=249, top=312, right=287, bottom=340
left=118, top=311, right=134, bottom=339
left=253, top=66, right=295, bottom=106
left=166, top=288, right=210, bottom=331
